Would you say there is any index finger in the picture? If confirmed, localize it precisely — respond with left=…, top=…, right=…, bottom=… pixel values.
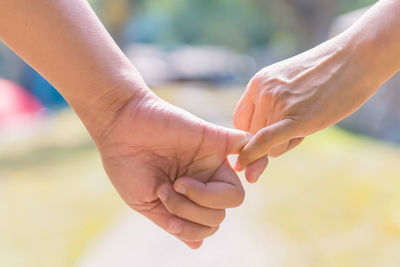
left=173, top=161, right=245, bottom=209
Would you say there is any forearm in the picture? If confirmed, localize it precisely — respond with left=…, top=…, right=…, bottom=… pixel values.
left=234, top=0, right=400, bottom=165
left=0, top=0, right=148, bottom=138
left=343, top=0, right=400, bottom=86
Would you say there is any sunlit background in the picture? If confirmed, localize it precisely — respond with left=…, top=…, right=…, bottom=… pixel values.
left=2, top=0, right=400, bottom=266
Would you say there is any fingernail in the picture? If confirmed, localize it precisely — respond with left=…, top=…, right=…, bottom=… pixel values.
left=234, top=160, right=242, bottom=172
left=158, top=186, right=169, bottom=202
left=169, top=220, right=182, bottom=234
left=175, top=184, right=186, bottom=195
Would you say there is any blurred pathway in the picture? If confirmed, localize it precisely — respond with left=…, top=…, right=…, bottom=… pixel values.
left=76, top=183, right=283, bottom=267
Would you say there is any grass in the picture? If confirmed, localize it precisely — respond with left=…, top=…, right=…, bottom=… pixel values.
left=253, top=126, right=400, bottom=267
left=0, top=111, right=125, bottom=267
left=1, top=86, right=400, bottom=267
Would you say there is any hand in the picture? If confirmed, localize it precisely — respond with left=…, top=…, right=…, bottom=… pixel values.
left=90, top=89, right=267, bottom=249
left=233, top=35, right=380, bottom=170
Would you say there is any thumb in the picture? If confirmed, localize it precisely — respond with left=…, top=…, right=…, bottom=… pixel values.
left=222, top=127, right=252, bottom=155
left=236, top=119, right=300, bottom=170
left=221, top=127, right=269, bottom=183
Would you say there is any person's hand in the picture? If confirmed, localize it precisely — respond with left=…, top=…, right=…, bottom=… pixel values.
left=233, top=35, right=380, bottom=172
left=88, top=88, right=267, bottom=249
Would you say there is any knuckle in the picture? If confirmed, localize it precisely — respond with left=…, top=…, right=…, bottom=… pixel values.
left=182, top=226, right=218, bottom=241
left=210, top=226, right=219, bottom=237
left=269, top=77, right=288, bottom=87
left=258, top=128, right=272, bottom=143
left=210, top=210, right=226, bottom=227
left=260, top=89, right=273, bottom=103
left=248, top=69, right=269, bottom=90
left=232, top=186, right=245, bottom=207
left=248, top=75, right=262, bottom=89
left=262, top=78, right=290, bottom=100
left=204, top=226, right=219, bottom=240
left=200, top=226, right=219, bottom=240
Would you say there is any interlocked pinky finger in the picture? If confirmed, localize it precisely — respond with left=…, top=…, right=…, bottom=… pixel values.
left=141, top=201, right=219, bottom=243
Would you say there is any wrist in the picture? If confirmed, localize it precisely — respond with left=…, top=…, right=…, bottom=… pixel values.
left=328, top=27, right=390, bottom=93
left=71, top=69, right=151, bottom=143
left=345, top=31, right=399, bottom=90
left=319, top=31, right=379, bottom=91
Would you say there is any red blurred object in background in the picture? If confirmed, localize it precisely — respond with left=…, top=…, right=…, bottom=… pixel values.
left=0, top=78, right=44, bottom=129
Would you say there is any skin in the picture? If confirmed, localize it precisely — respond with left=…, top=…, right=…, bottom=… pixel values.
left=98, top=89, right=257, bottom=249
left=0, top=0, right=268, bottom=249
left=98, top=89, right=259, bottom=248
left=234, top=0, right=400, bottom=174
left=3, top=0, right=398, bottom=250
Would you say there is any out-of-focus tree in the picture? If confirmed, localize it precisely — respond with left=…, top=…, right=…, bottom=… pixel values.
left=248, top=0, right=376, bottom=50
left=89, top=0, right=140, bottom=44
left=277, top=0, right=337, bottom=48
left=121, top=0, right=278, bottom=50
left=87, top=0, right=377, bottom=51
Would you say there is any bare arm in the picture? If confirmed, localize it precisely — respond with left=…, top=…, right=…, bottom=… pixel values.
left=0, top=0, right=142, bottom=138
left=350, top=0, right=400, bottom=85
left=234, top=0, right=400, bottom=171
left=0, top=0, right=268, bottom=247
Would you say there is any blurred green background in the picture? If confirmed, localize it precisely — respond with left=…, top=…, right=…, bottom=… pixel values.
left=1, top=1, right=400, bottom=267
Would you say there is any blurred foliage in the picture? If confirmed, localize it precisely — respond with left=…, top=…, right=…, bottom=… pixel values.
left=0, top=111, right=125, bottom=267
left=2, top=87, right=400, bottom=266
left=89, top=0, right=377, bottom=51
left=254, top=126, right=400, bottom=266
left=159, top=86, right=400, bottom=266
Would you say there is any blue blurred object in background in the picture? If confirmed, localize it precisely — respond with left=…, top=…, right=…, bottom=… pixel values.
left=21, top=66, right=68, bottom=111
left=1, top=41, right=68, bottom=111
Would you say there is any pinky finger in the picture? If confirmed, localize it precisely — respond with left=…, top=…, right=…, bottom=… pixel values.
left=140, top=202, right=218, bottom=242
left=181, top=240, right=203, bottom=250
